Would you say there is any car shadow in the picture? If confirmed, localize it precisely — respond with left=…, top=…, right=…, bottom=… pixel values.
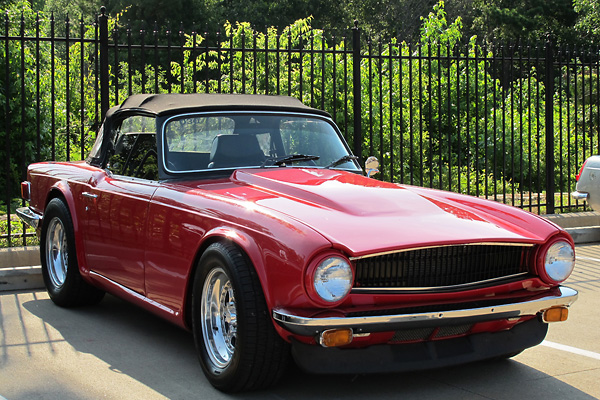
left=21, top=293, right=596, bottom=400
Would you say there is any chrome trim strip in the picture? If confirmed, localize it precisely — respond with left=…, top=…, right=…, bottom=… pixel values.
left=16, top=207, right=42, bottom=231
left=349, top=242, right=535, bottom=261
left=351, top=272, right=530, bottom=293
left=272, top=286, right=578, bottom=336
left=89, top=271, right=177, bottom=316
left=571, top=191, right=589, bottom=201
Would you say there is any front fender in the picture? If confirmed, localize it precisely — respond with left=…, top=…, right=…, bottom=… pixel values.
left=45, top=181, right=91, bottom=277
left=146, top=184, right=334, bottom=329
left=194, top=225, right=332, bottom=317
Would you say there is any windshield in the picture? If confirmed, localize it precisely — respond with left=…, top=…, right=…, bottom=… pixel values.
left=162, top=113, right=360, bottom=173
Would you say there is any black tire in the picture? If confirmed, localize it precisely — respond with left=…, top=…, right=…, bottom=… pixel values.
left=40, top=198, right=105, bottom=307
left=191, top=242, right=289, bottom=392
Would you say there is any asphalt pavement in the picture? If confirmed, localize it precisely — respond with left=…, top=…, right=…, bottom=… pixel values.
left=0, top=243, right=599, bottom=400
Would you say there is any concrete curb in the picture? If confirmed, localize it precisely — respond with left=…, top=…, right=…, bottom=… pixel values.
left=543, top=211, right=600, bottom=228
left=544, top=211, right=600, bottom=244
left=0, top=247, right=42, bottom=291
left=2, top=212, right=599, bottom=292
left=0, top=265, right=43, bottom=291
left=0, top=246, right=40, bottom=269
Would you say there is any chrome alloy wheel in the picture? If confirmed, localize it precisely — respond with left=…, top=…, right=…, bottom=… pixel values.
left=45, top=217, right=68, bottom=288
left=201, top=267, right=238, bottom=369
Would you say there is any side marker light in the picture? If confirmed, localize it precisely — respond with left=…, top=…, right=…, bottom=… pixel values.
left=543, top=307, right=569, bottom=323
left=319, top=328, right=353, bottom=347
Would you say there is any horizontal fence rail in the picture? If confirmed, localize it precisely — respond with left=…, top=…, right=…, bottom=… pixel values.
left=1, top=7, right=599, bottom=246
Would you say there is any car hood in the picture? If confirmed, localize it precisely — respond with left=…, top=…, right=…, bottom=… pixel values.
left=216, top=168, right=558, bottom=256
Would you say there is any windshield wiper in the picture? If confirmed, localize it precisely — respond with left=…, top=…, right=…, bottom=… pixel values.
left=325, top=155, right=359, bottom=169
left=262, top=154, right=320, bottom=167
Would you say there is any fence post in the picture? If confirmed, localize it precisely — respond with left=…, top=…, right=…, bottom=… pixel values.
left=4, top=12, right=12, bottom=246
left=545, top=38, right=555, bottom=214
left=99, top=7, right=109, bottom=120
left=352, top=20, right=362, bottom=162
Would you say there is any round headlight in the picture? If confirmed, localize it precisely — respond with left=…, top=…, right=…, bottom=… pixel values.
left=544, top=241, right=575, bottom=282
left=313, top=256, right=353, bottom=303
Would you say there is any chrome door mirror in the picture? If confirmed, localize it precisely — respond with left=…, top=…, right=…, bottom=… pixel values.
left=365, top=156, right=379, bottom=178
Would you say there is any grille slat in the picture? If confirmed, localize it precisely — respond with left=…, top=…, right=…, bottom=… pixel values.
left=354, top=245, right=532, bottom=291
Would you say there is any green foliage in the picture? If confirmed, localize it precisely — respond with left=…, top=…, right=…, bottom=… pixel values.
left=574, top=0, right=600, bottom=45
left=155, top=2, right=534, bottom=196
left=1, top=1, right=100, bottom=203
left=471, top=0, right=578, bottom=44
left=2, top=0, right=597, bottom=247
left=341, top=0, right=440, bottom=41
left=24, top=0, right=586, bottom=47
left=359, top=1, right=587, bottom=197
left=404, top=3, right=589, bottom=197
left=0, top=198, right=38, bottom=247
left=1, top=2, right=52, bottom=199
left=42, top=0, right=101, bottom=23
left=0, top=214, right=38, bottom=247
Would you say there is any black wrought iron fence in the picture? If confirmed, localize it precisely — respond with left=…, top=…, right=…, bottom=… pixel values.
left=2, top=7, right=599, bottom=246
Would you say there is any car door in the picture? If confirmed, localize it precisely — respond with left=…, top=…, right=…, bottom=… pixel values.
left=81, top=116, right=159, bottom=294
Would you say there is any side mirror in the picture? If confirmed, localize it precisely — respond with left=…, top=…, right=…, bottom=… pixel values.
left=365, top=156, right=379, bottom=178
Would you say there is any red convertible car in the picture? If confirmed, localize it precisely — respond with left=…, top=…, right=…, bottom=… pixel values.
left=17, top=93, right=577, bottom=392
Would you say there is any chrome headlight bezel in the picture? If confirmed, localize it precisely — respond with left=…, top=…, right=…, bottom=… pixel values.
left=305, top=253, right=354, bottom=305
left=540, top=239, right=575, bottom=284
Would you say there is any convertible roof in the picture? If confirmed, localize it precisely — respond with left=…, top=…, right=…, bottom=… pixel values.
left=106, top=93, right=331, bottom=119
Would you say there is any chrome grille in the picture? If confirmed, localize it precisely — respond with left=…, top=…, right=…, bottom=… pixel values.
left=353, top=244, right=532, bottom=291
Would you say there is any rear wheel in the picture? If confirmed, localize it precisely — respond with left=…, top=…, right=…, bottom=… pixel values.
left=191, top=242, right=289, bottom=392
left=40, top=198, right=104, bottom=307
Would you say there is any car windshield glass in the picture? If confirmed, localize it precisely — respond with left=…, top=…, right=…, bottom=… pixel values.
left=163, top=113, right=360, bottom=173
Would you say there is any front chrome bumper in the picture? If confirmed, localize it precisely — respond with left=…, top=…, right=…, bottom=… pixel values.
left=571, top=191, right=589, bottom=201
left=272, top=286, right=578, bottom=336
left=16, top=206, right=42, bottom=234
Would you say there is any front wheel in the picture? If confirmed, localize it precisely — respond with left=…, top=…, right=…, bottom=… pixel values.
left=192, top=242, right=289, bottom=392
left=40, top=198, right=104, bottom=307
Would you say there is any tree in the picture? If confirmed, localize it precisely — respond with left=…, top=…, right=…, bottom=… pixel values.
left=340, top=0, right=439, bottom=41
left=41, top=0, right=101, bottom=22
left=471, top=0, right=578, bottom=44
left=574, top=0, right=600, bottom=45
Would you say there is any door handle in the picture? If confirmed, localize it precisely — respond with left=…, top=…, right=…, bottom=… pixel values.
left=82, top=192, right=98, bottom=199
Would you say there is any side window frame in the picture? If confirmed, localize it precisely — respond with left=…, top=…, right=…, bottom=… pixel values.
left=106, top=114, right=159, bottom=181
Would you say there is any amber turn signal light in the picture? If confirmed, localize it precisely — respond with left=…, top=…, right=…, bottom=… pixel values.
left=543, top=306, right=569, bottom=322
left=319, top=328, right=353, bottom=347
left=21, top=181, right=31, bottom=202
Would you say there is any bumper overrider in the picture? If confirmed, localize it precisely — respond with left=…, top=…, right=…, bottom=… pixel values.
left=272, top=286, right=578, bottom=373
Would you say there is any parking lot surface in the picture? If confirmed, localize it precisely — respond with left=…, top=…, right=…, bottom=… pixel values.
left=1, top=243, right=599, bottom=400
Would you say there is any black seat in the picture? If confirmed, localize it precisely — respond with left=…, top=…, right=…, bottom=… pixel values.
left=208, top=134, right=265, bottom=168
